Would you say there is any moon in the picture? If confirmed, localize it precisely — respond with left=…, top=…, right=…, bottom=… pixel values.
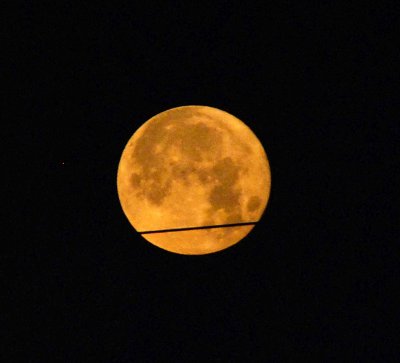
left=117, top=105, right=271, bottom=255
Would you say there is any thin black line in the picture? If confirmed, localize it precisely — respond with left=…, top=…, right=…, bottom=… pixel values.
left=139, top=221, right=258, bottom=234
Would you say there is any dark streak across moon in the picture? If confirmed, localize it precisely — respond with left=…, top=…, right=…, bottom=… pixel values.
left=139, top=221, right=258, bottom=234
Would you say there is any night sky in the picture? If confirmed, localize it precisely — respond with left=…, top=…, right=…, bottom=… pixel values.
left=5, top=2, right=397, bottom=362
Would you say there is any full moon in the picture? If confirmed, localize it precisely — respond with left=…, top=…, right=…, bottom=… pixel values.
left=117, top=105, right=271, bottom=255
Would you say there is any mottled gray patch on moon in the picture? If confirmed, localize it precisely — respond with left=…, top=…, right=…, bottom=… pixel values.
left=128, top=111, right=228, bottom=207
left=247, top=196, right=261, bottom=212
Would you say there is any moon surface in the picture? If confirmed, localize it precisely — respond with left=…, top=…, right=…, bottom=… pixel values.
left=117, top=105, right=271, bottom=255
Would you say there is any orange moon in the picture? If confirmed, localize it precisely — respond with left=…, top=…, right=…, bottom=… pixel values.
left=117, top=105, right=271, bottom=255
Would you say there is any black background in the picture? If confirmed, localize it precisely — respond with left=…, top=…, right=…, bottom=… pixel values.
left=5, top=2, right=397, bottom=362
